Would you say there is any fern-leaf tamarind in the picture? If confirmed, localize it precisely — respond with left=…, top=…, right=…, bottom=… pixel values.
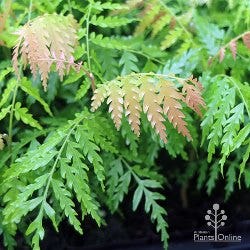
left=91, top=73, right=205, bottom=143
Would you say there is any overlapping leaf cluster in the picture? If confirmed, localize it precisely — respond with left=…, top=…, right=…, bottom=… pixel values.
left=0, top=1, right=249, bottom=250
left=92, top=74, right=205, bottom=143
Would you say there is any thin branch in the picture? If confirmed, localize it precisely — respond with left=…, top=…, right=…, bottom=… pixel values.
left=28, top=0, right=33, bottom=22
left=8, top=0, right=33, bottom=159
left=86, top=4, right=92, bottom=71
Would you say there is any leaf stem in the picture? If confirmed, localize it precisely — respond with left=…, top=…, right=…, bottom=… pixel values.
left=121, top=158, right=141, bottom=183
left=8, top=81, right=19, bottom=150
left=126, top=49, right=165, bottom=65
left=28, top=0, right=33, bottom=22
left=84, top=4, right=96, bottom=91
left=8, top=0, right=33, bottom=156
left=86, top=4, right=92, bottom=71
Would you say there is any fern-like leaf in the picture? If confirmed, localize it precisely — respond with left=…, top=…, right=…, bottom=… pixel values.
left=14, top=102, right=42, bottom=130
left=140, top=78, right=167, bottom=143
left=206, top=161, right=220, bottom=195
left=119, top=51, right=139, bottom=76
left=229, top=40, right=237, bottom=60
left=151, top=13, right=171, bottom=37
left=107, top=81, right=124, bottom=130
left=52, top=179, right=82, bottom=233
left=12, top=14, right=79, bottom=90
left=219, top=103, right=244, bottom=167
left=135, top=1, right=161, bottom=35
left=90, top=15, right=134, bottom=28
left=159, top=79, right=191, bottom=139
left=91, top=73, right=205, bottom=143
left=161, top=28, right=183, bottom=50
left=2, top=111, right=111, bottom=249
left=123, top=79, right=141, bottom=136
left=201, top=76, right=249, bottom=172
left=182, top=76, right=205, bottom=116
left=242, top=32, right=250, bottom=49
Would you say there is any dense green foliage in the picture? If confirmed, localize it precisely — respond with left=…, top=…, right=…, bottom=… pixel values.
left=0, top=0, right=249, bottom=249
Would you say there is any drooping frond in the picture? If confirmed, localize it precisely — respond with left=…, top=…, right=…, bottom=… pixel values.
left=91, top=73, right=205, bottom=143
left=158, top=79, right=191, bottom=139
left=2, top=110, right=114, bottom=249
left=12, top=14, right=79, bottom=90
left=201, top=75, right=249, bottom=173
left=107, top=81, right=124, bottom=130
left=182, top=76, right=205, bottom=116
left=123, top=79, right=142, bottom=136
left=140, top=78, right=167, bottom=143
left=106, top=158, right=169, bottom=249
left=134, top=1, right=162, bottom=35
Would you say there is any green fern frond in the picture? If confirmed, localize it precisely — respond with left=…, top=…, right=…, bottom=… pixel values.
left=106, top=157, right=168, bottom=249
left=151, top=13, right=171, bottom=37
left=14, top=102, right=42, bottom=130
left=225, top=163, right=237, bottom=200
left=206, top=161, right=220, bottom=195
left=90, top=15, right=135, bottom=28
left=91, top=1, right=125, bottom=11
left=161, top=28, right=183, bottom=50
left=119, top=51, right=139, bottom=76
left=97, top=48, right=119, bottom=80
left=2, top=110, right=114, bottom=249
left=90, top=33, right=129, bottom=50
left=135, top=1, right=161, bottom=35
left=201, top=76, right=249, bottom=173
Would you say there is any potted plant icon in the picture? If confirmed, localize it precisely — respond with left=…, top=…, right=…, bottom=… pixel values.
left=205, top=204, right=227, bottom=241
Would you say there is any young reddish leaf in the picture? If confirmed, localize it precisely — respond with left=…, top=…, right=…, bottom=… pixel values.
left=242, top=32, right=250, bottom=49
left=107, top=81, right=124, bottom=130
left=140, top=79, right=167, bottom=143
left=182, top=78, right=205, bottom=117
left=123, top=79, right=142, bottom=136
left=229, top=40, right=237, bottom=60
left=12, top=14, right=78, bottom=90
left=91, top=74, right=206, bottom=144
left=91, top=86, right=108, bottom=111
left=159, top=79, right=191, bottom=140
left=219, top=47, right=225, bottom=62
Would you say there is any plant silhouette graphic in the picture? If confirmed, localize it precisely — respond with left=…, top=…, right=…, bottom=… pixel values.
left=205, top=204, right=227, bottom=241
